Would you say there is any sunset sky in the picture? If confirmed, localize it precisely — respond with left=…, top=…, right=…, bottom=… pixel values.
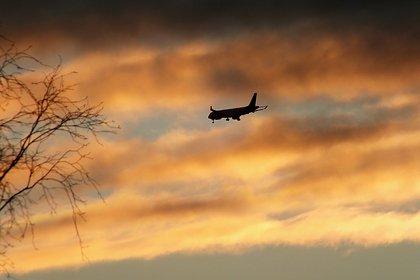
left=1, top=1, right=420, bottom=279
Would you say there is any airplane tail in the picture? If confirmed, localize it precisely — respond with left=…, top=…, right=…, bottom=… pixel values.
left=248, top=92, right=257, bottom=111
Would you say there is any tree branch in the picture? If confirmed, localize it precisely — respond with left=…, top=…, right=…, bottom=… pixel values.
left=0, top=36, right=118, bottom=274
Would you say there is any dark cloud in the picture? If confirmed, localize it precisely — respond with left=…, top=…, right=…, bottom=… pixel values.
left=69, top=29, right=420, bottom=109
left=268, top=208, right=311, bottom=222
left=202, top=31, right=420, bottom=98
left=279, top=95, right=419, bottom=127
left=1, top=1, right=419, bottom=51
left=366, top=198, right=420, bottom=215
left=209, top=67, right=254, bottom=92
left=132, top=196, right=247, bottom=219
left=271, top=137, right=420, bottom=199
left=240, top=115, right=388, bottom=152
left=2, top=1, right=419, bottom=99
left=34, top=195, right=247, bottom=235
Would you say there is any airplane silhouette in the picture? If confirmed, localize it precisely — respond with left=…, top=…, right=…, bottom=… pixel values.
left=208, top=93, right=267, bottom=123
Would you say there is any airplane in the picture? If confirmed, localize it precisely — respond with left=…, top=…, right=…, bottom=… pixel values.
left=208, top=92, right=267, bottom=123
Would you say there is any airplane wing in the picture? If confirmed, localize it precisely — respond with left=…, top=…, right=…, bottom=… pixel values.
left=254, top=105, right=268, bottom=112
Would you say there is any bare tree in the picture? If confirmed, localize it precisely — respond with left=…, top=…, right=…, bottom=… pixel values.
left=0, top=36, right=115, bottom=274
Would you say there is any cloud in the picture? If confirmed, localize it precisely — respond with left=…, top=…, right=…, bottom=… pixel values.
left=2, top=1, right=419, bottom=89
left=56, top=29, right=420, bottom=117
left=5, top=109, right=420, bottom=272
left=8, top=184, right=420, bottom=273
left=2, top=1, right=420, bottom=274
left=4, top=64, right=420, bottom=273
left=2, top=1, right=419, bottom=47
left=202, top=31, right=420, bottom=98
left=80, top=88, right=420, bottom=196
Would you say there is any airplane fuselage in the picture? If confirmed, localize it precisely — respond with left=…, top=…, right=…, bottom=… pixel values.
left=208, top=106, right=253, bottom=122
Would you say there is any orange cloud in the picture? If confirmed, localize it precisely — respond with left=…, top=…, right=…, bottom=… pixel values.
left=4, top=17, right=420, bottom=275
left=58, top=30, right=420, bottom=117
left=9, top=185, right=420, bottom=273
left=6, top=103, right=420, bottom=273
left=5, top=84, right=419, bottom=271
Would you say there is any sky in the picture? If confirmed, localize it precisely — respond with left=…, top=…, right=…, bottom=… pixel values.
left=1, top=1, right=420, bottom=279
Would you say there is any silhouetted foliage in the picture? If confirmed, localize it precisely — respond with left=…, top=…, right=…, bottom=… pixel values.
left=0, top=36, right=116, bottom=275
